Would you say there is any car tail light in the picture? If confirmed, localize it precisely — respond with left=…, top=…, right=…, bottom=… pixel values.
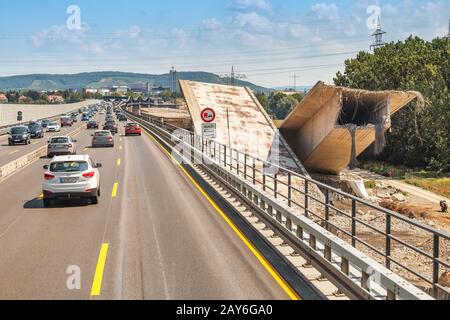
left=82, top=171, right=95, bottom=179
left=68, top=144, right=72, bottom=148
left=108, top=137, right=113, bottom=141
left=44, top=172, right=55, bottom=180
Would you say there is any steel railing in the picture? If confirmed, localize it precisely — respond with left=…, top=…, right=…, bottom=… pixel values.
left=123, top=105, right=448, bottom=300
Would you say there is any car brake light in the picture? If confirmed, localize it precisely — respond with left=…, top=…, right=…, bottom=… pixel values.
left=108, top=137, right=113, bottom=141
left=82, top=171, right=95, bottom=178
left=44, top=172, right=55, bottom=180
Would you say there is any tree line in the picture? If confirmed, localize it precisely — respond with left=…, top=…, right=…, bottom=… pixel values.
left=334, top=36, right=449, bottom=173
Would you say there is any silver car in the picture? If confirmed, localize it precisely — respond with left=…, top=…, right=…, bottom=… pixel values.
left=47, top=136, right=77, bottom=158
left=92, top=131, right=114, bottom=148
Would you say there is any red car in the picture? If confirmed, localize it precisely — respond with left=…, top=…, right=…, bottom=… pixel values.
left=125, top=123, right=141, bottom=136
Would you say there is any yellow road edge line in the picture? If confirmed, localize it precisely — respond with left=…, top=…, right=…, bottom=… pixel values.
left=111, top=182, right=119, bottom=198
left=143, top=130, right=300, bottom=300
left=9, top=150, right=20, bottom=155
left=90, top=243, right=109, bottom=296
left=117, top=158, right=121, bottom=166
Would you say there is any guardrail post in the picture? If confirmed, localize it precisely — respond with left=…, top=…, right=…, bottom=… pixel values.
left=244, top=154, right=247, bottom=179
left=309, top=234, right=316, bottom=250
left=296, top=226, right=303, bottom=240
left=386, top=214, right=392, bottom=269
left=288, top=173, right=292, bottom=207
left=341, top=257, right=349, bottom=276
left=304, top=181, right=309, bottom=218
left=274, top=174, right=278, bottom=199
left=351, top=199, right=357, bottom=248
left=252, top=158, right=256, bottom=185
left=236, top=151, right=240, bottom=176
left=223, top=145, right=227, bottom=167
left=325, top=189, right=330, bottom=231
left=433, top=234, right=440, bottom=298
left=263, top=174, right=266, bottom=192
left=362, top=271, right=370, bottom=292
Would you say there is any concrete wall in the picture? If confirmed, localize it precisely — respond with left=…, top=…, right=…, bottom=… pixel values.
left=0, top=100, right=99, bottom=126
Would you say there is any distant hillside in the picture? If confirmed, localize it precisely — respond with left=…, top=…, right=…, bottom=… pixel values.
left=0, top=71, right=271, bottom=93
left=272, top=85, right=312, bottom=92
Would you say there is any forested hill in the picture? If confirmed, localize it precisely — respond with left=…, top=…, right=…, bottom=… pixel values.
left=0, top=71, right=270, bottom=93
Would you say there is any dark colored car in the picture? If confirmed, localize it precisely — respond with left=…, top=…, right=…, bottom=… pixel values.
left=87, top=121, right=99, bottom=129
left=71, top=114, right=78, bottom=123
left=8, top=126, right=31, bottom=146
left=41, top=119, right=51, bottom=128
left=118, top=114, right=127, bottom=122
left=103, top=121, right=118, bottom=134
left=28, top=122, right=44, bottom=139
left=61, top=117, right=73, bottom=127
left=81, top=114, right=90, bottom=121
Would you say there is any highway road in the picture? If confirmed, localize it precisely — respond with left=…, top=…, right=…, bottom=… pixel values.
left=0, top=118, right=88, bottom=167
left=0, top=112, right=293, bottom=300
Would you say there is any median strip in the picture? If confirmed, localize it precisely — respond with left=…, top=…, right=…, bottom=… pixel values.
left=90, top=243, right=109, bottom=297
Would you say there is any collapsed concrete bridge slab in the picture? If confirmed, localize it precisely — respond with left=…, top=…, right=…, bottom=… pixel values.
left=280, top=81, right=422, bottom=175
left=179, top=80, right=309, bottom=176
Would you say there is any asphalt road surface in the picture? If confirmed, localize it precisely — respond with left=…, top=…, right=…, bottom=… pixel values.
left=0, top=116, right=291, bottom=300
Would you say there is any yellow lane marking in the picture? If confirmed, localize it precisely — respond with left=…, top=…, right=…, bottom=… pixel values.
left=142, top=130, right=300, bottom=300
left=90, top=243, right=109, bottom=296
left=111, top=182, right=119, bottom=198
left=39, top=193, right=43, bottom=199
left=84, top=147, right=89, bottom=151
left=119, top=146, right=122, bottom=151
left=117, top=158, right=121, bottom=166
left=9, top=150, right=20, bottom=155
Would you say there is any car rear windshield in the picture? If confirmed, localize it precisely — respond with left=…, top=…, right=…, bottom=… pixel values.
left=28, top=124, right=40, bottom=130
left=95, top=131, right=110, bottom=137
left=105, top=121, right=115, bottom=125
left=50, top=161, right=88, bottom=173
left=51, top=137, right=69, bottom=144
left=11, top=127, right=28, bottom=134
left=89, top=121, right=97, bottom=124
left=49, top=123, right=58, bottom=126
left=127, top=123, right=138, bottom=127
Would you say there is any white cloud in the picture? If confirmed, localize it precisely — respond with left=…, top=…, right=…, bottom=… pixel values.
left=311, top=3, right=339, bottom=21
left=229, top=0, right=272, bottom=12
left=32, top=24, right=89, bottom=47
left=232, top=12, right=273, bottom=33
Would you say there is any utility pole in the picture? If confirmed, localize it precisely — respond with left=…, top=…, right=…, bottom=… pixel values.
left=370, top=16, right=387, bottom=51
left=291, top=73, right=297, bottom=92
left=220, top=66, right=247, bottom=87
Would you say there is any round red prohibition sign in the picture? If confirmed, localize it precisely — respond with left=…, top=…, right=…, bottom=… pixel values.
left=201, top=108, right=216, bottom=123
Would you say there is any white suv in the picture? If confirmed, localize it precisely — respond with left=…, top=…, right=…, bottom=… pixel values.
left=42, top=155, right=102, bottom=207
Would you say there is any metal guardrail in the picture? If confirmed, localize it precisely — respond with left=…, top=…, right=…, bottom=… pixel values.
left=122, top=106, right=448, bottom=300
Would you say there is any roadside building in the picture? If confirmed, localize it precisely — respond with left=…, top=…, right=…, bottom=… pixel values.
left=47, top=95, right=65, bottom=104
left=18, top=95, right=28, bottom=103
left=0, top=93, right=8, bottom=103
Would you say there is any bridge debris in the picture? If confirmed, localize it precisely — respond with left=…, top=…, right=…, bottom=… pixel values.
left=280, top=81, right=423, bottom=174
left=179, top=80, right=308, bottom=176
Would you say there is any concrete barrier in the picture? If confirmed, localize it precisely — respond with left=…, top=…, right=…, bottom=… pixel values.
left=0, top=100, right=99, bottom=127
left=0, top=124, right=86, bottom=181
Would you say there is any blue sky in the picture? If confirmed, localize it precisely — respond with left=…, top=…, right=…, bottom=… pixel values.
left=0, top=0, right=448, bottom=87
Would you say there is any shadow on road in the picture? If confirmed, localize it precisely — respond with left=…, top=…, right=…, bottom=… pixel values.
left=24, top=198, right=92, bottom=209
